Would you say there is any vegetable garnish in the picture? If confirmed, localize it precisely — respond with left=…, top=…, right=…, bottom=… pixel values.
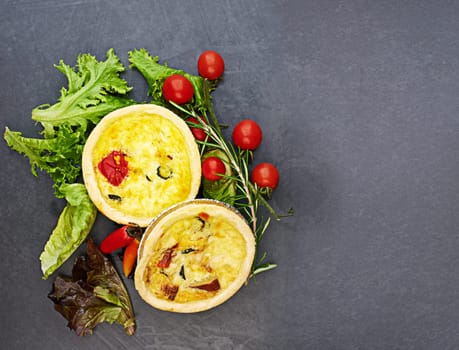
left=157, top=243, right=179, bottom=268
left=48, top=239, right=135, bottom=336
left=98, top=150, right=129, bottom=186
left=40, top=183, right=97, bottom=280
left=251, top=162, right=280, bottom=194
left=4, top=47, right=292, bottom=334
left=232, top=119, right=263, bottom=151
left=201, top=156, right=226, bottom=181
left=99, top=225, right=143, bottom=255
left=162, top=74, right=195, bottom=104
left=167, top=101, right=293, bottom=276
left=4, top=48, right=136, bottom=279
left=191, top=278, right=221, bottom=292
left=197, top=50, right=225, bottom=80
left=122, top=238, right=140, bottom=278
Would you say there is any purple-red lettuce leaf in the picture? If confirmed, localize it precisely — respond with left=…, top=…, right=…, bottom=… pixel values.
left=48, top=239, right=135, bottom=336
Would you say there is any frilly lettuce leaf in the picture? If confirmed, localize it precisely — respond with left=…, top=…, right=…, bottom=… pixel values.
left=4, top=126, right=84, bottom=197
left=32, top=48, right=135, bottom=138
left=48, top=239, right=135, bottom=336
left=4, top=49, right=135, bottom=198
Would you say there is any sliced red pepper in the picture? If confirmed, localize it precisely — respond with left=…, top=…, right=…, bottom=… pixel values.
left=198, top=212, right=209, bottom=221
left=98, top=150, right=129, bottom=186
left=123, top=238, right=140, bottom=278
left=161, top=284, right=179, bottom=300
left=157, top=243, right=178, bottom=268
left=191, top=278, right=220, bottom=292
left=99, top=225, right=143, bottom=254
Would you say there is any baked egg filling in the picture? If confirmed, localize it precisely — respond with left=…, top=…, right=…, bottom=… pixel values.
left=142, top=212, right=247, bottom=303
left=91, top=112, right=192, bottom=219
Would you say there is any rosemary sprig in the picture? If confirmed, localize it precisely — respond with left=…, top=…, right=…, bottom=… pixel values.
left=170, top=101, right=291, bottom=277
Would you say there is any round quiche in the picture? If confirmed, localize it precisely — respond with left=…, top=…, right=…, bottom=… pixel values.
left=135, top=199, right=256, bottom=313
left=82, top=104, right=201, bottom=227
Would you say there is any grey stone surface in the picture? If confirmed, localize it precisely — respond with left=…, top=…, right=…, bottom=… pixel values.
left=1, top=0, right=459, bottom=349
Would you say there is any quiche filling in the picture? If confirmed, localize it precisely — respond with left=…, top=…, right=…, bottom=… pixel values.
left=91, top=112, right=193, bottom=219
left=142, top=212, right=247, bottom=303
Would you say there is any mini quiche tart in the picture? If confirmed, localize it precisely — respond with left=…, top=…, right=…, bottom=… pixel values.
left=82, top=104, right=201, bottom=227
left=135, top=199, right=256, bottom=313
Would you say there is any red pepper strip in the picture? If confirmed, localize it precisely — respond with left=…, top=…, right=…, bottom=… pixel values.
left=123, top=238, right=140, bottom=278
left=98, top=150, right=129, bottom=186
left=157, top=243, right=178, bottom=268
left=99, top=225, right=143, bottom=254
left=198, top=212, right=209, bottom=221
left=191, top=278, right=220, bottom=292
left=161, top=284, right=179, bottom=300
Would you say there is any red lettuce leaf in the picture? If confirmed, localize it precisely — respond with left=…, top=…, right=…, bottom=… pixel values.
left=48, top=238, right=135, bottom=336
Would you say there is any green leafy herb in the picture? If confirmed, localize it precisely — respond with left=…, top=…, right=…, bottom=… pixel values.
left=40, top=183, right=97, bottom=279
left=48, top=238, right=135, bottom=336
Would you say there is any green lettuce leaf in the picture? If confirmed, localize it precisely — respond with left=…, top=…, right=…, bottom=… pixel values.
left=48, top=239, right=135, bottom=336
left=40, top=183, right=97, bottom=279
left=128, top=48, right=216, bottom=116
left=4, top=126, right=85, bottom=197
left=32, top=48, right=135, bottom=138
left=4, top=49, right=136, bottom=278
left=4, top=49, right=135, bottom=197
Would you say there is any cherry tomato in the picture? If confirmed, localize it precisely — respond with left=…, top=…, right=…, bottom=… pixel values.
left=162, top=74, right=194, bottom=104
left=232, top=119, right=263, bottom=150
left=187, top=116, right=207, bottom=141
left=202, top=156, right=226, bottom=181
left=251, top=163, right=279, bottom=190
left=197, top=50, right=225, bottom=80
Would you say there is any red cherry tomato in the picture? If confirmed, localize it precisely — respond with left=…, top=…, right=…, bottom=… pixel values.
left=162, top=74, right=194, bottom=104
left=251, top=163, right=279, bottom=190
left=197, top=50, right=225, bottom=80
left=232, top=119, right=263, bottom=150
left=202, top=156, right=226, bottom=181
left=187, top=116, right=207, bottom=141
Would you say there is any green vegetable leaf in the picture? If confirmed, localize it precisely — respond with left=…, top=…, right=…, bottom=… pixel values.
left=40, top=183, right=97, bottom=279
left=32, top=48, right=135, bottom=138
left=48, top=239, right=135, bottom=336
left=4, top=126, right=84, bottom=197
left=4, top=49, right=135, bottom=198
left=128, top=48, right=215, bottom=116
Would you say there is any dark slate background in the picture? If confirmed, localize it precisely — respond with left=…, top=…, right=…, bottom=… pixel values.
left=1, top=1, right=459, bottom=349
